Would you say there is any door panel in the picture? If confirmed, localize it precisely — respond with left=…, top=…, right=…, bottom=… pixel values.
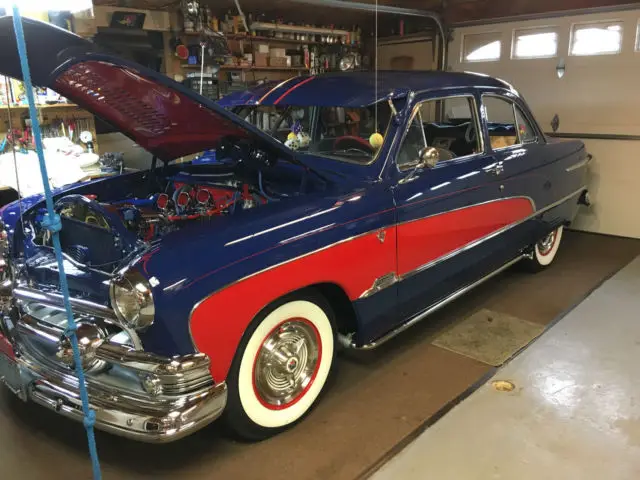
left=397, top=197, right=534, bottom=276
left=389, top=92, right=538, bottom=330
left=482, top=95, right=553, bottom=249
left=393, top=154, right=507, bottom=324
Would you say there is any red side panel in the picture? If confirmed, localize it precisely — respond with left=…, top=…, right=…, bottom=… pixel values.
left=190, top=228, right=396, bottom=382
left=397, top=198, right=534, bottom=276
left=192, top=198, right=534, bottom=383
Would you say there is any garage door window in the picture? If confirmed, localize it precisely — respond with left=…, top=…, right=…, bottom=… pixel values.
left=512, top=27, right=559, bottom=59
left=462, top=32, right=502, bottom=62
left=483, top=96, right=536, bottom=149
left=570, top=21, right=623, bottom=56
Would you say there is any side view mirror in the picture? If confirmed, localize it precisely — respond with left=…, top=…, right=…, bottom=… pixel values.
left=418, top=146, right=440, bottom=169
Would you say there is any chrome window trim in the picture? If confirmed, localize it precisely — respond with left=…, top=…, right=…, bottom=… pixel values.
left=482, top=93, right=539, bottom=149
left=396, top=93, right=485, bottom=172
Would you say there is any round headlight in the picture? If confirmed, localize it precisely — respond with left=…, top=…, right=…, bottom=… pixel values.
left=109, top=269, right=155, bottom=330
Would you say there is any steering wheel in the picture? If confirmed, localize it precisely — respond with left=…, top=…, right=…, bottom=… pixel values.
left=334, top=136, right=375, bottom=154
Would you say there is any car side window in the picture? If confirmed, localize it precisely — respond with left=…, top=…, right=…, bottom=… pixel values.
left=397, top=95, right=482, bottom=170
left=514, top=106, right=537, bottom=143
left=483, top=96, right=537, bottom=149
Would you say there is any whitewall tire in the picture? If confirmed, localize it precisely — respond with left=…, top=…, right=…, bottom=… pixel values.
left=224, top=293, right=335, bottom=440
left=526, top=225, right=563, bottom=271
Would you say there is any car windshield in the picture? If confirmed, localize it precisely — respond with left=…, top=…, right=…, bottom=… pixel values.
left=233, top=103, right=392, bottom=165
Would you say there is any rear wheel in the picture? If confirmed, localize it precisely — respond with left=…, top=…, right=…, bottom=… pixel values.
left=224, top=293, right=335, bottom=440
left=525, top=225, right=563, bottom=271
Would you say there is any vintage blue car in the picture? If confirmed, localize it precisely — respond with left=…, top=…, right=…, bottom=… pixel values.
left=0, top=18, right=590, bottom=442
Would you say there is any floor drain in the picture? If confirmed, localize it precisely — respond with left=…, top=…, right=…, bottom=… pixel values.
left=492, top=380, right=515, bottom=392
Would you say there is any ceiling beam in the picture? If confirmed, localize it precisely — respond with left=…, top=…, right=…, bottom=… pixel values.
left=444, top=0, right=639, bottom=25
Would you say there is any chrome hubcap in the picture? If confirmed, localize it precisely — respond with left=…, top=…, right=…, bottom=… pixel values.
left=254, top=320, right=320, bottom=408
left=537, top=230, right=557, bottom=255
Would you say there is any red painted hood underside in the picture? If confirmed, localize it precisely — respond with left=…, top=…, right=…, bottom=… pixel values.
left=53, top=60, right=250, bottom=161
left=0, top=16, right=292, bottom=162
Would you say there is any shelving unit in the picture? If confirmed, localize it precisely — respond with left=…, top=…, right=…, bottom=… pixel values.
left=173, top=18, right=365, bottom=100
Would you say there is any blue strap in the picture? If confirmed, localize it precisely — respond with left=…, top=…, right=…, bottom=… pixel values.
left=11, top=8, right=101, bottom=480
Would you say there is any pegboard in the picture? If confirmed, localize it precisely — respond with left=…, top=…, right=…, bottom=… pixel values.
left=0, top=104, right=99, bottom=153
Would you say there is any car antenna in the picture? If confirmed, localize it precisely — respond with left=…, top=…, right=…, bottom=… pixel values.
left=369, top=0, right=384, bottom=151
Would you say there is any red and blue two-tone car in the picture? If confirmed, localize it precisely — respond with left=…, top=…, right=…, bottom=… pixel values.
left=0, top=18, right=589, bottom=442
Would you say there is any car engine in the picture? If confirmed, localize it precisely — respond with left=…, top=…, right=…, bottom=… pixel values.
left=108, top=174, right=268, bottom=242
left=30, top=172, right=272, bottom=271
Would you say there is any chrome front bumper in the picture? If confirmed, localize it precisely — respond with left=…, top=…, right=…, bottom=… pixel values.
left=0, top=285, right=227, bottom=443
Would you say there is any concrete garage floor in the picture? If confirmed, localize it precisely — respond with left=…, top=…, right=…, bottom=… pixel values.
left=0, top=232, right=639, bottom=479
left=374, top=254, right=640, bottom=480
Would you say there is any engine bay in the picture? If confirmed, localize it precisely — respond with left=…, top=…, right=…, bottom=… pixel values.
left=28, top=167, right=295, bottom=272
left=104, top=173, right=269, bottom=242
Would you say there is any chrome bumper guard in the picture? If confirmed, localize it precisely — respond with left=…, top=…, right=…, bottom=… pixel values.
left=0, top=285, right=227, bottom=443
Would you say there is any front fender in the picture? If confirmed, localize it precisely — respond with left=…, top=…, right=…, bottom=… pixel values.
left=144, top=184, right=395, bottom=382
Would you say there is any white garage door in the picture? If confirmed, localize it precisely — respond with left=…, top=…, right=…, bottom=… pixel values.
left=448, top=8, right=640, bottom=239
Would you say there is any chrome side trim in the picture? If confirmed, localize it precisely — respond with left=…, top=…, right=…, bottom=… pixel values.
left=359, top=273, right=399, bottom=299
left=400, top=187, right=585, bottom=281
left=395, top=195, right=536, bottom=229
left=352, top=255, right=526, bottom=350
left=565, top=156, right=592, bottom=172
left=187, top=187, right=585, bottom=349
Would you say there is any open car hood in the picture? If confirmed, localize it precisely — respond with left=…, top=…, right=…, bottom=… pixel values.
left=0, top=16, right=294, bottom=163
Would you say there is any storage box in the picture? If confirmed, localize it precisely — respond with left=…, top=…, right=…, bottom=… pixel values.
left=254, top=53, right=268, bottom=67
left=269, top=56, right=288, bottom=67
left=254, top=44, right=269, bottom=54
left=269, top=47, right=286, bottom=58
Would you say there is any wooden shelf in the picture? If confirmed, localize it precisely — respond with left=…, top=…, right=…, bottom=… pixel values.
left=0, top=103, right=79, bottom=110
left=220, top=65, right=306, bottom=72
left=182, top=32, right=358, bottom=47
left=228, top=34, right=322, bottom=46
left=250, top=22, right=349, bottom=37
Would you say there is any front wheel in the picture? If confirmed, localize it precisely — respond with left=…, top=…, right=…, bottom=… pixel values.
left=224, top=294, right=335, bottom=440
left=525, top=225, right=564, bottom=271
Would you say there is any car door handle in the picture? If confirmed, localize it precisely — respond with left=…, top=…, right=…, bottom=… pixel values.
left=485, top=161, right=504, bottom=176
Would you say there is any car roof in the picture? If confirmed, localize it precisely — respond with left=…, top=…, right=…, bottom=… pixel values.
left=218, top=70, right=514, bottom=108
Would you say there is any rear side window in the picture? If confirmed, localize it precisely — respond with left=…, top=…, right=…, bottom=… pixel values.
left=483, top=96, right=536, bottom=149
left=514, top=106, right=536, bottom=143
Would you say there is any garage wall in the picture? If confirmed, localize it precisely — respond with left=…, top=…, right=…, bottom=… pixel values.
left=448, top=9, right=640, bottom=238
left=379, top=39, right=434, bottom=70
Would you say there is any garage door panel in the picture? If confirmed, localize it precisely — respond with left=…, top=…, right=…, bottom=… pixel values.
left=572, top=140, right=640, bottom=238
left=449, top=9, right=640, bottom=238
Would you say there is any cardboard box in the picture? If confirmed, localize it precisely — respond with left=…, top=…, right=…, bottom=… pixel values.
left=269, top=56, right=288, bottom=67
left=254, top=44, right=269, bottom=54
left=254, top=53, right=269, bottom=67
left=269, top=47, right=286, bottom=58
